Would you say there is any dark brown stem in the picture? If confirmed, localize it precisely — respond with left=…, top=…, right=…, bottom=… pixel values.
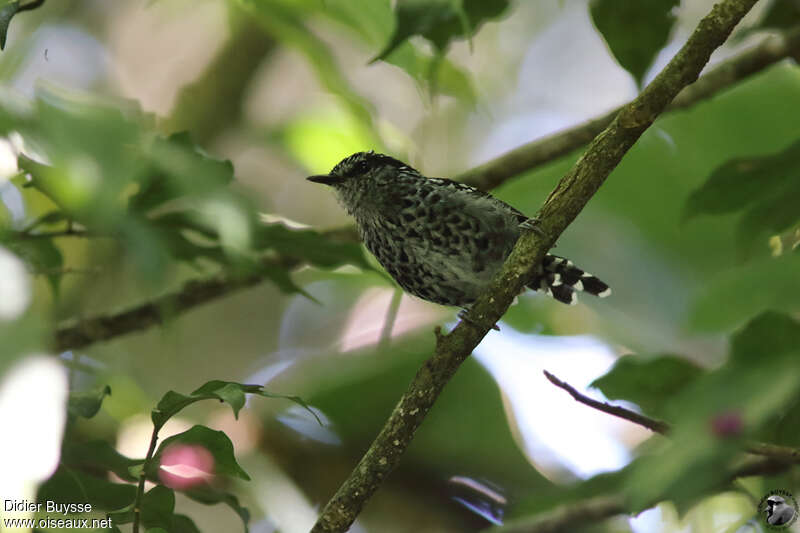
left=310, top=1, right=760, bottom=531
left=543, top=370, right=671, bottom=434
left=544, top=369, right=800, bottom=465
left=132, top=428, right=160, bottom=533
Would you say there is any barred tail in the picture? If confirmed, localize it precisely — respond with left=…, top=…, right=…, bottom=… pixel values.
left=528, top=254, right=611, bottom=305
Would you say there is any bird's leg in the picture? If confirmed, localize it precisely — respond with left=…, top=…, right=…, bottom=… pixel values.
left=458, top=309, right=500, bottom=331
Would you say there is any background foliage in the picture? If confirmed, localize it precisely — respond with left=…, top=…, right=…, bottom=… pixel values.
left=0, top=0, right=798, bottom=532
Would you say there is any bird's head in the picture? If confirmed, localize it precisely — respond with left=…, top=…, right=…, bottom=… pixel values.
left=307, top=151, right=418, bottom=215
left=307, top=151, right=412, bottom=187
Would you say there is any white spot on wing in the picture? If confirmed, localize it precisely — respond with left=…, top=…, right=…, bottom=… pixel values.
left=598, top=288, right=612, bottom=298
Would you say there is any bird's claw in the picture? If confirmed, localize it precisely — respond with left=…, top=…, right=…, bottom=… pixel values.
left=520, top=217, right=545, bottom=236
left=458, top=309, right=500, bottom=331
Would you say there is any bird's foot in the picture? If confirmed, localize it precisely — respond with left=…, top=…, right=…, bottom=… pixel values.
left=520, top=216, right=545, bottom=237
left=458, top=309, right=500, bottom=331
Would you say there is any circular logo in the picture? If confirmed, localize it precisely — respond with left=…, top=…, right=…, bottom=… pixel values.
left=758, top=490, right=798, bottom=530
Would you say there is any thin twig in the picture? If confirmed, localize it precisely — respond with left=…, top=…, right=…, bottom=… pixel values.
left=542, top=369, right=671, bottom=434
left=310, top=1, right=760, bottom=531
left=11, top=228, right=98, bottom=240
left=544, top=369, right=800, bottom=465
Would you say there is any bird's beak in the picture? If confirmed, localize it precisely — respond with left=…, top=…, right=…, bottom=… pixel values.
left=307, top=174, right=345, bottom=186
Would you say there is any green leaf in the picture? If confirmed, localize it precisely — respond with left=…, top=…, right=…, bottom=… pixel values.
left=191, top=381, right=250, bottom=418
left=151, top=390, right=199, bottom=429
left=22, top=209, right=67, bottom=232
left=383, top=42, right=476, bottom=104
left=256, top=223, right=372, bottom=270
left=684, top=139, right=800, bottom=254
left=238, top=0, right=376, bottom=130
left=170, top=514, right=202, bottom=533
left=8, top=235, right=64, bottom=295
left=152, top=381, right=319, bottom=430
left=62, top=439, right=142, bottom=482
left=625, top=316, right=800, bottom=514
left=191, top=380, right=322, bottom=423
left=68, top=385, right=112, bottom=419
left=590, top=355, right=704, bottom=419
left=140, top=486, right=175, bottom=530
left=690, top=253, right=800, bottom=331
left=149, top=425, right=250, bottom=481
left=757, top=0, right=800, bottom=31
left=0, top=1, right=19, bottom=51
left=184, top=487, right=250, bottom=533
left=590, top=0, right=679, bottom=87
left=729, top=311, right=800, bottom=364
left=38, top=467, right=137, bottom=511
left=375, top=0, right=510, bottom=59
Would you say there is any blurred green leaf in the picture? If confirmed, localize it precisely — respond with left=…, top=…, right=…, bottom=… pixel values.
left=728, top=310, right=800, bottom=364
left=0, top=2, right=19, bottom=51
left=626, top=313, right=800, bottom=514
left=7, top=234, right=63, bottom=294
left=149, top=425, right=250, bottom=481
left=22, top=209, right=67, bottom=231
left=140, top=486, right=175, bottom=531
left=591, top=355, right=704, bottom=419
left=758, top=0, right=800, bottom=30
left=374, top=0, right=510, bottom=60
left=238, top=0, right=376, bottom=130
left=684, top=138, right=800, bottom=255
left=170, top=514, right=202, bottom=533
left=67, top=384, right=111, bottom=419
left=256, top=223, right=372, bottom=270
left=183, top=486, right=250, bottom=533
left=590, top=0, right=678, bottom=87
left=62, top=439, right=142, bottom=482
left=383, top=42, right=476, bottom=104
left=690, top=253, right=800, bottom=331
left=38, top=467, right=137, bottom=511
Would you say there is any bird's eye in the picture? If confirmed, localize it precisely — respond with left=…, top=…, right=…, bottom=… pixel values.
left=354, top=160, right=369, bottom=174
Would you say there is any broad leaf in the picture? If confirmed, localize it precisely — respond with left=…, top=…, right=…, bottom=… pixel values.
left=690, top=253, right=800, bottom=331
left=38, top=467, right=137, bottom=511
left=684, top=138, right=800, bottom=255
left=256, top=223, right=372, bottom=270
left=375, top=0, right=510, bottom=60
left=184, top=486, right=251, bottom=533
left=67, top=385, right=111, bottom=419
left=590, top=0, right=679, bottom=87
left=149, top=425, right=250, bottom=481
left=62, top=439, right=142, bottom=482
left=626, top=313, right=800, bottom=514
left=152, top=381, right=320, bottom=429
left=591, top=355, right=704, bottom=419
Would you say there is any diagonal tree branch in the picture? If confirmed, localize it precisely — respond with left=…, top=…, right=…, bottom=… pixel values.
left=457, top=25, right=800, bottom=190
left=310, top=1, right=760, bottom=531
left=52, top=24, right=800, bottom=354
